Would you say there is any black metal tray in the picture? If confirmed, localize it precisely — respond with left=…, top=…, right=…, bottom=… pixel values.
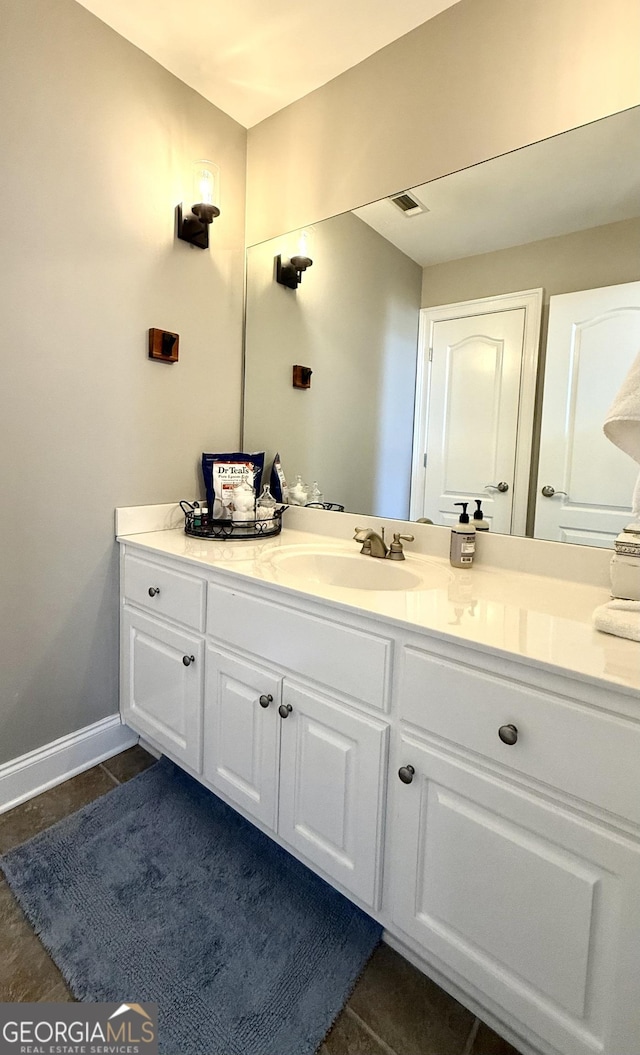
left=182, top=504, right=286, bottom=540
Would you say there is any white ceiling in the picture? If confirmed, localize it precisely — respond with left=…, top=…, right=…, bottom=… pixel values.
left=353, top=107, right=640, bottom=266
left=74, top=0, right=460, bottom=128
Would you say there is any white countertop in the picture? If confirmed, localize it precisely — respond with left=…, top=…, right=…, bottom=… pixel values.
left=118, top=523, right=640, bottom=698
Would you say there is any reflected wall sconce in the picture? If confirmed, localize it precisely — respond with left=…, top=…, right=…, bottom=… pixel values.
left=177, top=160, right=220, bottom=249
left=276, top=229, right=313, bottom=289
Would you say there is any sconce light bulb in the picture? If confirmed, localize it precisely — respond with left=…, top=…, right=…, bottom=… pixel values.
left=193, top=159, right=220, bottom=209
left=290, top=228, right=313, bottom=273
left=199, top=170, right=213, bottom=204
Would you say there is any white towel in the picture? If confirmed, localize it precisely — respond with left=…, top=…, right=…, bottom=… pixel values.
left=593, top=599, right=640, bottom=643
left=604, top=349, right=640, bottom=516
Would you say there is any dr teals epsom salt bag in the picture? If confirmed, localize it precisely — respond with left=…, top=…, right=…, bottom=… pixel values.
left=202, top=452, right=265, bottom=518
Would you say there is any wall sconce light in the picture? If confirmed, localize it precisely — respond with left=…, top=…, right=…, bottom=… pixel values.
left=177, top=160, right=220, bottom=249
left=276, top=229, right=313, bottom=289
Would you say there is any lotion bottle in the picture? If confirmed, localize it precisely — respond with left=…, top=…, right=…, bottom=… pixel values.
left=450, top=502, right=476, bottom=568
left=473, top=499, right=490, bottom=531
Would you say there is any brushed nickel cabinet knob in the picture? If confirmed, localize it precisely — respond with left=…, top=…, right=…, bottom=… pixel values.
left=498, top=723, right=518, bottom=745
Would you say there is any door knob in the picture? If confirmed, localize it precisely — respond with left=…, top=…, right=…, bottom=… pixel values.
left=398, top=765, right=415, bottom=784
left=485, top=482, right=509, bottom=493
left=278, top=703, right=293, bottom=718
left=182, top=654, right=195, bottom=667
left=259, top=694, right=273, bottom=708
left=541, top=485, right=568, bottom=498
left=148, top=587, right=160, bottom=597
left=498, top=723, right=518, bottom=745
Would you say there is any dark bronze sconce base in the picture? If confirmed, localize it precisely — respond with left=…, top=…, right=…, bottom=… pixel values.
left=276, top=253, right=313, bottom=289
left=176, top=202, right=220, bottom=249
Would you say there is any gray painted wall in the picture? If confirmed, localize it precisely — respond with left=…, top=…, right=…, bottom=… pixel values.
left=0, top=0, right=247, bottom=765
left=243, top=213, right=422, bottom=517
left=421, top=217, right=640, bottom=311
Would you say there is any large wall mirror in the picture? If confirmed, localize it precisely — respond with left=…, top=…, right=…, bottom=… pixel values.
left=243, top=106, right=640, bottom=548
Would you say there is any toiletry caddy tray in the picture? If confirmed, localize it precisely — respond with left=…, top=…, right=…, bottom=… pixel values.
left=181, top=501, right=287, bottom=541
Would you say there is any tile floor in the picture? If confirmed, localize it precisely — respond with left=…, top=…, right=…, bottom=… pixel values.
left=0, top=746, right=521, bottom=1055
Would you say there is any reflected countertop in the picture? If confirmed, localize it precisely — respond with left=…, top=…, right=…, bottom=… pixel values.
left=118, top=526, right=640, bottom=698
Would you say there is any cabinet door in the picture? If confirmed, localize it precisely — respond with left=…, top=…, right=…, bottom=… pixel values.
left=121, top=608, right=203, bottom=771
left=391, top=736, right=640, bottom=1055
left=278, top=682, right=388, bottom=908
left=204, top=648, right=282, bottom=830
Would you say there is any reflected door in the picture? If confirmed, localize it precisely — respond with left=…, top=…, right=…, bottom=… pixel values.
left=412, top=295, right=540, bottom=535
left=535, top=282, right=640, bottom=546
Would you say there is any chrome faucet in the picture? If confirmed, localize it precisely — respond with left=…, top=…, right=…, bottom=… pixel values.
left=353, top=526, right=388, bottom=558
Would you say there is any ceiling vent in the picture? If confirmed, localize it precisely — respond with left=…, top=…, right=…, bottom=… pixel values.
left=389, top=192, right=428, bottom=217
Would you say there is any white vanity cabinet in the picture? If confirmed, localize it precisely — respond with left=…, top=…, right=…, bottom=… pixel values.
left=119, top=533, right=640, bottom=1055
left=390, top=643, right=640, bottom=1055
left=204, top=647, right=388, bottom=905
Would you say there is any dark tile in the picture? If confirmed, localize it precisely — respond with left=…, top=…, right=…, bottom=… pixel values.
left=348, top=944, right=474, bottom=1055
left=319, top=1008, right=392, bottom=1055
left=0, top=765, right=115, bottom=853
left=0, top=877, right=68, bottom=1002
left=471, top=1022, right=523, bottom=1055
left=42, top=977, right=74, bottom=1002
left=100, top=745, right=155, bottom=784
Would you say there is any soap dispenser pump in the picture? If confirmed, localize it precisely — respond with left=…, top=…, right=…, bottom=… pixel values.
left=450, top=502, right=476, bottom=568
left=473, top=499, right=490, bottom=531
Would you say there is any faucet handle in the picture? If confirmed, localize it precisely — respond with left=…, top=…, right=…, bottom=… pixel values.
left=387, top=532, right=415, bottom=560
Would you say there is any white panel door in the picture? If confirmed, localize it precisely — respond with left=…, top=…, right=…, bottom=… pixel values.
left=535, top=281, right=640, bottom=545
left=391, top=737, right=640, bottom=1055
left=121, top=608, right=203, bottom=771
left=278, top=682, right=388, bottom=907
left=204, top=648, right=281, bottom=830
left=421, top=309, right=526, bottom=534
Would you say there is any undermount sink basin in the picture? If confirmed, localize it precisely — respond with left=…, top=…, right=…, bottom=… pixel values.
left=262, top=546, right=451, bottom=592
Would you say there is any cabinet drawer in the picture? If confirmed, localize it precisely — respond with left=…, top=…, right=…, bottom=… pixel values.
left=207, top=584, right=392, bottom=711
left=123, top=554, right=205, bottom=631
left=400, top=647, right=640, bottom=824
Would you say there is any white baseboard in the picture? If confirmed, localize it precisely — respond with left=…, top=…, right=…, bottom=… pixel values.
left=0, top=715, right=138, bottom=815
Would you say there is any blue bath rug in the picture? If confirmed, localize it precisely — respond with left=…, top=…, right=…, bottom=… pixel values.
left=1, top=758, right=381, bottom=1055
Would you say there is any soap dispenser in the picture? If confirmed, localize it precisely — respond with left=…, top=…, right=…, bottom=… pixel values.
left=450, top=502, right=476, bottom=568
left=473, top=500, right=490, bottom=531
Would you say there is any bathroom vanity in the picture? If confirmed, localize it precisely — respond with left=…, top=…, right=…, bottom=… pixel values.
left=117, top=507, right=640, bottom=1055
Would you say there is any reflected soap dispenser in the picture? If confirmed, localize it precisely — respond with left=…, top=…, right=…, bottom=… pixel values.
left=450, top=502, right=476, bottom=568
left=473, top=500, right=490, bottom=531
